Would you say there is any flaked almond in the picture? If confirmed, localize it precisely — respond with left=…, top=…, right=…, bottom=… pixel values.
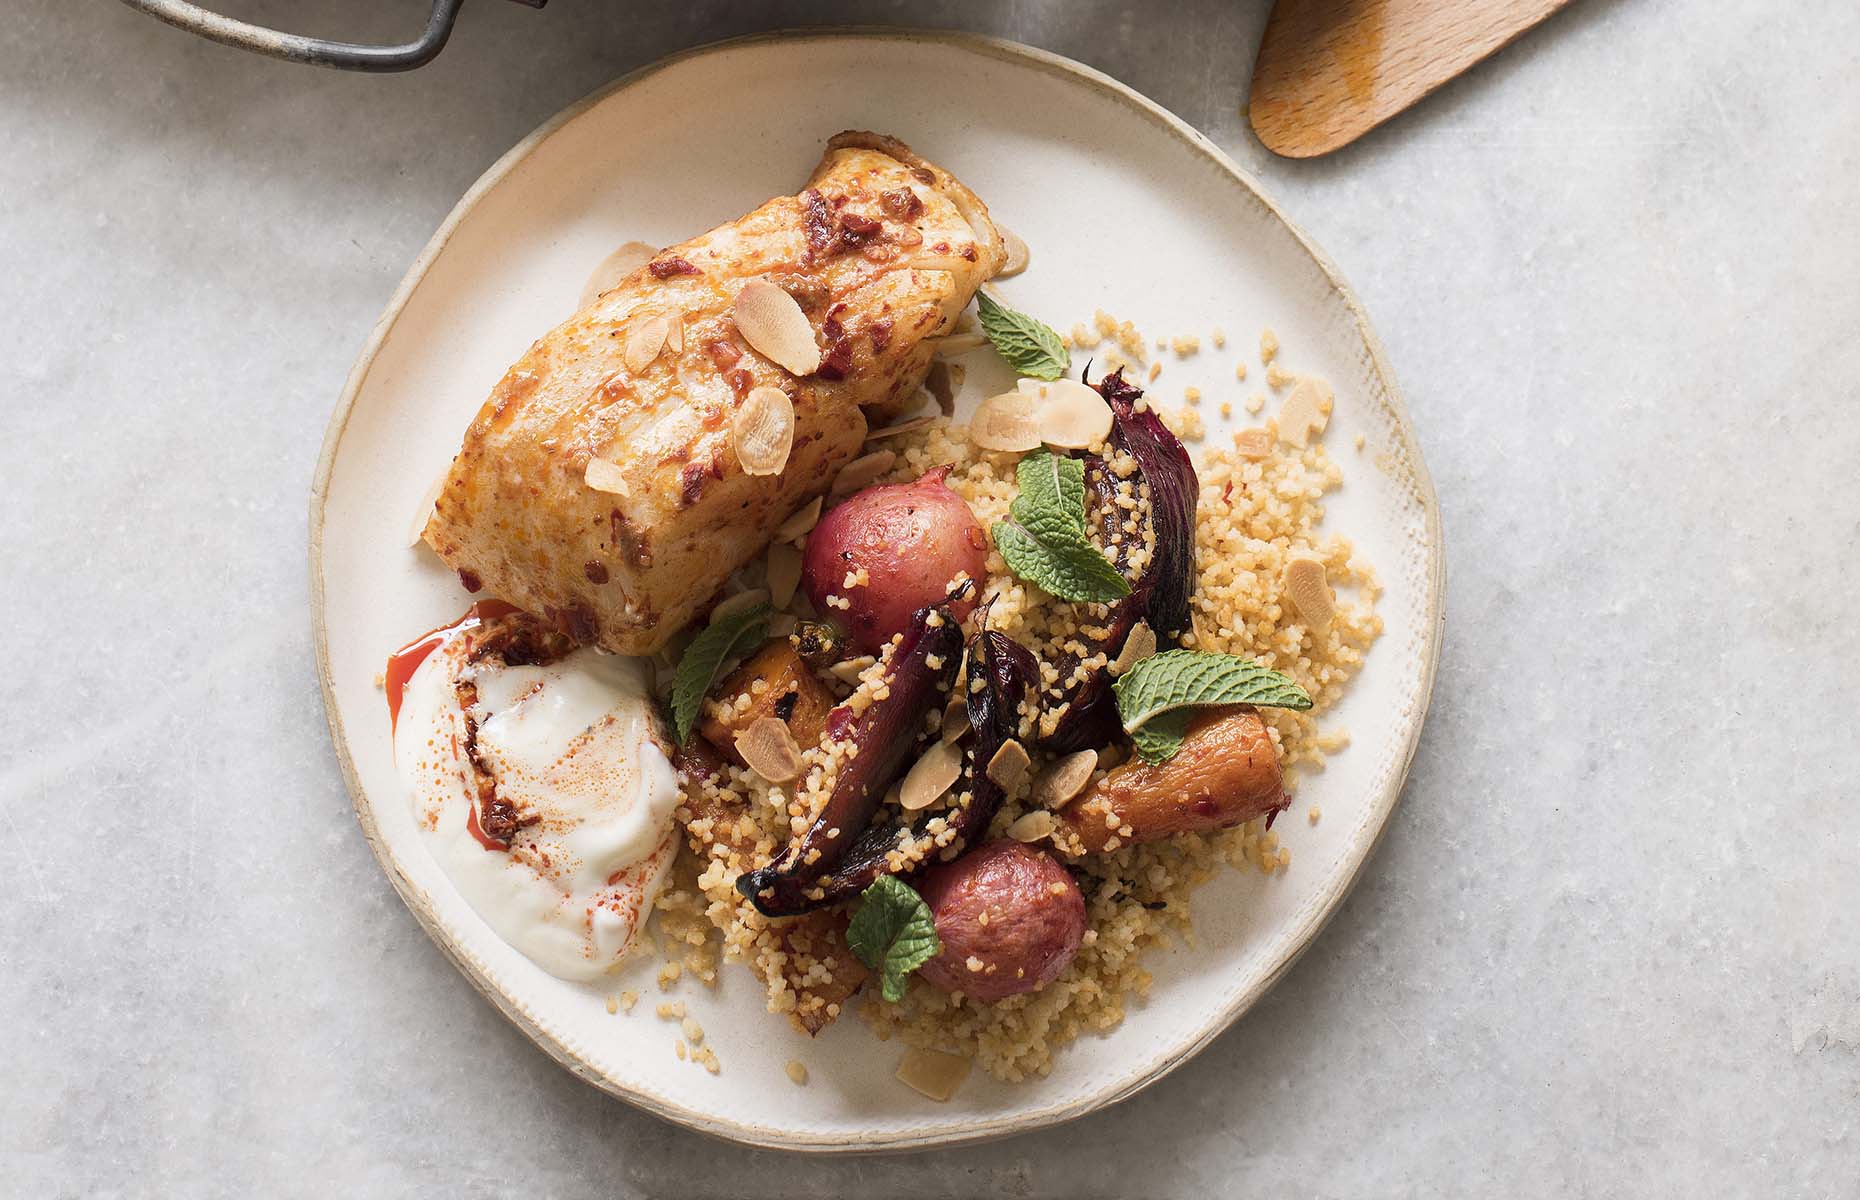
left=828, top=655, right=876, bottom=686
left=900, top=740, right=962, bottom=810
left=767, top=612, right=799, bottom=639
left=985, top=739, right=1031, bottom=791
left=940, top=695, right=970, bottom=743
left=406, top=465, right=449, bottom=548
left=1283, top=554, right=1335, bottom=631
left=830, top=450, right=896, bottom=496
left=584, top=457, right=629, bottom=495
left=709, top=588, right=768, bottom=626
left=1006, top=809, right=1056, bottom=843
left=664, top=318, right=684, bottom=354
left=969, top=392, right=1041, bottom=452
left=996, top=225, right=1030, bottom=278
left=774, top=496, right=823, bottom=542
left=766, top=543, right=802, bottom=609
left=896, top=1047, right=970, bottom=1101
left=579, top=240, right=655, bottom=309
left=1110, top=621, right=1157, bottom=675
left=732, top=279, right=821, bottom=375
left=932, top=332, right=990, bottom=357
left=1036, top=379, right=1113, bottom=449
left=1277, top=377, right=1333, bottom=447
left=623, top=313, right=673, bottom=374
left=734, top=717, right=802, bottom=783
left=1031, top=749, right=1098, bottom=809
left=734, top=386, right=795, bottom=476
left=1233, top=427, right=1274, bottom=459
left=866, top=415, right=935, bottom=442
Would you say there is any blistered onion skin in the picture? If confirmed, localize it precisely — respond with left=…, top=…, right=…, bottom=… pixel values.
left=737, top=624, right=1037, bottom=916
left=801, top=465, right=988, bottom=654
left=736, top=596, right=965, bottom=917
left=1041, top=368, right=1199, bottom=752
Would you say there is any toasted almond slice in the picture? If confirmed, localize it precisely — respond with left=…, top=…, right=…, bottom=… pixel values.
left=735, top=386, right=796, bottom=476
left=900, top=740, right=962, bottom=810
left=985, top=739, right=1031, bottom=790
left=734, top=717, right=803, bottom=783
left=1006, top=809, right=1056, bottom=843
left=774, top=496, right=823, bottom=543
left=1036, top=379, right=1113, bottom=449
left=1110, top=621, right=1157, bottom=675
left=406, top=465, right=449, bottom=548
left=830, top=450, right=896, bottom=496
left=1030, top=749, right=1098, bottom=810
left=828, top=655, right=876, bottom=686
left=733, top=279, right=821, bottom=375
left=584, top=457, right=629, bottom=495
left=766, top=543, right=802, bottom=609
left=866, top=415, right=935, bottom=442
left=1277, top=377, right=1333, bottom=448
left=623, top=313, right=672, bottom=374
left=996, top=225, right=1029, bottom=278
left=896, top=1048, right=970, bottom=1101
left=664, top=318, right=684, bottom=354
left=932, top=332, right=990, bottom=357
left=1283, top=554, right=1335, bottom=631
left=969, top=392, right=1041, bottom=452
left=940, top=695, right=970, bottom=743
left=709, top=588, right=769, bottom=627
left=768, top=612, right=799, bottom=639
left=580, top=240, right=656, bottom=309
left=1233, top=427, right=1275, bottom=459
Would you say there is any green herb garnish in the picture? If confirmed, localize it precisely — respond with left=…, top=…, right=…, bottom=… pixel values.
left=667, top=603, right=769, bottom=743
left=1113, top=649, right=1313, bottom=763
left=846, top=875, right=942, bottom=1003
left=992, top=450, right=1131, bottom=604
left=976, top=292, right=1069, bottom=381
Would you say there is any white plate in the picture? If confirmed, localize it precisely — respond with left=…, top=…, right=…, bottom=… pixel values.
left=311, top=30, right=1443, bottom=1152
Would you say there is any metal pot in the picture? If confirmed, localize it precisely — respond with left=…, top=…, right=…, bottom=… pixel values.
left=118, top=0, right=546, bottom=72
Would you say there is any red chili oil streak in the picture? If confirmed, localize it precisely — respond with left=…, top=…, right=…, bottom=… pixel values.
left=386, top=600, right=523, bottom=852
left=384, top=599, right=521, bottom=734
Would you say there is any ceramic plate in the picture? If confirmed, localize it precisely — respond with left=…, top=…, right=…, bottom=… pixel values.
left=311, top=30, right=1443, bottom=1152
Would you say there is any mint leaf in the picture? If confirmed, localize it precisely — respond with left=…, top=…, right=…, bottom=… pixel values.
left=1012, top=444, right=1087, bottom=525
left=976, top=292, right=1069, bottom=381
left=1127, top=710, right=1192, bottom=764
left=668, top=603, right=769, bottom=743
left=1113, top=649, right=1313, bottom=763
left=992, top=450, right=1131, bottom=604
left=846, top=875, right=942, bottom=1003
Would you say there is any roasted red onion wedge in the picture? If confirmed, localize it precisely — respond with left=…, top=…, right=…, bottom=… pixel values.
left=1040, top=368, right=1198, bottom=752
left=738, top=624, right=1037, bottom=917
left=736, top=590, right=968, bottom=916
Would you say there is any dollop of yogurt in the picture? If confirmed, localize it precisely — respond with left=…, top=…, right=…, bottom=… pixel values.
left=391, top=614, right=679, bottom=980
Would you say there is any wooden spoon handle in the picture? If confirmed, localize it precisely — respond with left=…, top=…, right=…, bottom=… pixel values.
left=1249, top=0, right=1575, bottom=158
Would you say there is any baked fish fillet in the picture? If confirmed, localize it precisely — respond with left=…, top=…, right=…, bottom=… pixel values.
left=423, top=131, right=1006, bottom=655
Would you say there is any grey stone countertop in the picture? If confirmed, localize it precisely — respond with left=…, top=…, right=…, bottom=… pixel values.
left=3, top=1, right=1855, bottom=1195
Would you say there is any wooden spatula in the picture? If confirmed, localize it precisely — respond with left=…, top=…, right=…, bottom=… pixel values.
left=1248, top=0, right=1575, bottom=158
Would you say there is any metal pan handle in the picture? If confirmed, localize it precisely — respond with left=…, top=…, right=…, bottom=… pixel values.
left=119, top=0, right=544, bottom=73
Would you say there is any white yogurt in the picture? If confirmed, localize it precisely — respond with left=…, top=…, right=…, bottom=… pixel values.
left=393, top=630, right=679, bottom=980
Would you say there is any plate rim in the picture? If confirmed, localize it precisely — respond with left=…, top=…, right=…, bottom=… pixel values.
left=308, top=26, right=1446, bottom=1154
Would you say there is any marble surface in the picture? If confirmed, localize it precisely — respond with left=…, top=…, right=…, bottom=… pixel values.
left=2, top=0, right=1855, bottom=1194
